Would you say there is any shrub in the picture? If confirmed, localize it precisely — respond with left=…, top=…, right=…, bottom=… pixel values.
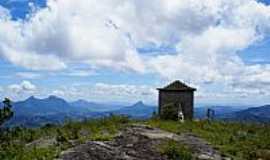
left=0, top=98, right=14, bottom=127
left=56, top=129, right=67, bottom=142
left=159, top=140, right=192, bottom=160
left=147, top=119, right=270, bottom=160
left=160, top=103, right=178, bottom=120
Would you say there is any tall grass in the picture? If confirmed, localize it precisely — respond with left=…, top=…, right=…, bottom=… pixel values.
left=158, top=140, right=192, bottom=160
left=147, top=119, right=270, bottom=160
left=0, top=115, right=130, bottom=160
left=1, top=116, right=270, bottom=160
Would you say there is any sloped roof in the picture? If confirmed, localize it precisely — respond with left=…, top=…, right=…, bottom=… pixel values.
left=157, top=80, right=196, bottom=91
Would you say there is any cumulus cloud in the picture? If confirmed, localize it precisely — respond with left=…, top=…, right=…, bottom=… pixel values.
left=0, top=0, right=146, bottom=72
left=229, top=65, right=270, bottom=95
left=1, top=0, right=270, bottom=102
left=146, top=0, right=270, bottom=98
left=8, top=80, right=37, bottom=94
left=51, top=83, right=157, bottom=104
left=52, top=89, right=65, bottom=97
left=0, top=5, right=9, bottom=18
left=0, top=80, right=39, bottom=101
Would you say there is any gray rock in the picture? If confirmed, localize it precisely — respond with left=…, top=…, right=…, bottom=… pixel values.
left=58, top=124, right=229, bottom=160
left=26, top=137, right=56, bottom=148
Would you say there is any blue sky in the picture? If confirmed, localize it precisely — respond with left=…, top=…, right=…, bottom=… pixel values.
left=0, top=0, right=270, bottom=105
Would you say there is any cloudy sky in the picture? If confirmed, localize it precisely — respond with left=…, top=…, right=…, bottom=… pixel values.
left=0, top=0, right=270, bottom=105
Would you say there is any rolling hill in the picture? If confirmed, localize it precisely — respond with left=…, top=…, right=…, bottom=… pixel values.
left=5, top=96, right=103, bottom=127
left=110, top=101, right=157, bottom=118
left=223, top=105, right=270, bottom=123
left=4, top=95, right=270, bottom=126
left=194, top=105, right=246, bottom=119
left=4, top=96, right=157, bottom=127
left=70, top=99, right=125, bottom=112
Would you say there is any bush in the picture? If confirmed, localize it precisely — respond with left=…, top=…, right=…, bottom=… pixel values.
left=0, top=115, right=131, bottom=159
left=0, top=98, right=14, bottom=127
left=159, top=140, right=192, bottom=160
left=160, top=103, right=178, bottom=120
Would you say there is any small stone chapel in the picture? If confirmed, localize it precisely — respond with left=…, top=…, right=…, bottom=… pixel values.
left=157, top=80, right=196, bottom=121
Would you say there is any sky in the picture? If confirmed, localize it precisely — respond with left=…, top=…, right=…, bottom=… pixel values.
left=0, top=0, right=270, bottom=105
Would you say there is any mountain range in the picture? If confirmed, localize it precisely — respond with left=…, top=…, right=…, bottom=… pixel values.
left=4, top=96, right=156, bottom=127
left=194, top=105, right=248, bottom=119
left=5, top=96, right=103, bottom=127
left=2, top=95, right=270, bottom=127
left=109, top=101, right=157, bottom=119
left=70, top=99, right=126, bottom=112
left=221, top=105, right=270, bottom=123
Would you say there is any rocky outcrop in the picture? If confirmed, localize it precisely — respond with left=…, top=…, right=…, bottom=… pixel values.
left=26, top=137, right=57, bottom=148
left=58, top=124, right=229, bottom=160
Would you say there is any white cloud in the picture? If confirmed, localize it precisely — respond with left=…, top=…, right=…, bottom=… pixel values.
left=64, top=70, right=96, bottom=77
left=94, top=83, right=156, bottom=97
left=8, top=80, right=37, bottom=94
left=1, top=0, right=263, bottom=73
left=0, top=0, right=146, bottom=72
left=51, top=83, right=157, bottom=104
left=0, top=45, right=66, bottom=71
left=15, top=72, right=41, bottom=79
left=149, top=26, right=257, bottom=83
left=1, top=0, right=270, bottom=102
left=52, top=90, right=65, bottom=97
left=0, top=6, right=9, bottom=18
left=145, top=1, right=270, bottom=101
left=230, top=65, right=270, bottom=93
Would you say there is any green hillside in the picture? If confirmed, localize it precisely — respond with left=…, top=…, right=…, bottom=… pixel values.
left=0, top=116, right=270, bottom=160
left=146, top=119, right=270, bottom=160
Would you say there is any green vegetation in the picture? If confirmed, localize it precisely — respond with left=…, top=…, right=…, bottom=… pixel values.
left=0, top=98, right=13, bottom=127
left=158, top=140, right=192, bottom=160
left=1, top=114, right=270, bottom=160
left=146, top=119, right=270, bottom=160
left=160, top=103, right=178, bottom=120
left=0, top=115, right=130, bottom=160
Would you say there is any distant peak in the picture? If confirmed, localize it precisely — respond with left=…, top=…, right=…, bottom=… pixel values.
left=48, top=95, right=58, bottom=99
left=134, top=101, right=144, bottom=106
left=47, top=95, right=65, bottom=101
left=27, top=96, right=37, bottom=100
left=76, top=99, right=88, bottom=103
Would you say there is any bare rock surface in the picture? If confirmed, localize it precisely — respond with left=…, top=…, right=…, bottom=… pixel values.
left=58, top=124, right=228, bottom=160
left=26, top=137, right=56, bottom=148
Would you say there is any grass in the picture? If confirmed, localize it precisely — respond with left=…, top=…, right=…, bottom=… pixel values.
left=0, top=115, right=130, bottom=160
left=158, top=140, right=192, bottom=160
left=146, top=119, right=270, bottom=160
left=1, top=116, right=270, bottom=160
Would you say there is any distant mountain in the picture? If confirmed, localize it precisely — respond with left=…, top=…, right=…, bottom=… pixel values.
left=194, top=106, right=246, bottom=119
left=14, top=96, right=73, bottom=116
left=5, top=95, right=270, bottom=126
left=70, top=99, right=125, bottom=112
left=6, top=97, right=156, bottom=127
left=5, top=96, right=103, bottom=127
left=222, top=105, right=270, bottom=123
left=110, top=101, right=157, bottom=118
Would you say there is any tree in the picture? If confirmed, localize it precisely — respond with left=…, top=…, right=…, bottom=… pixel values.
left=206, top=108, right=215, bottom=121
left=152, top=111, right=157, bottom=118
left=0, top=98, right=14, bottom=127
